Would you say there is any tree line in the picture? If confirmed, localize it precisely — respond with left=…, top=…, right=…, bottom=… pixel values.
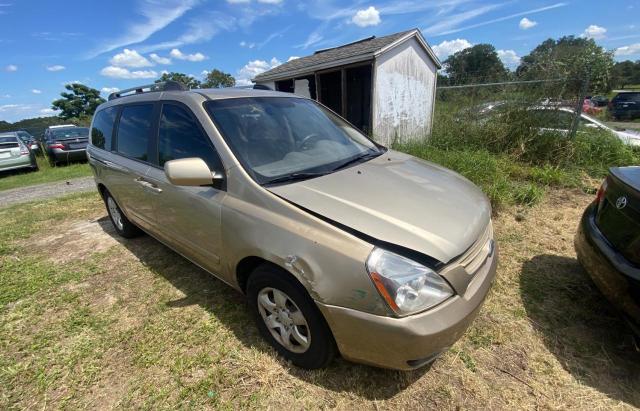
left=439, top=35, right=640, bottom=94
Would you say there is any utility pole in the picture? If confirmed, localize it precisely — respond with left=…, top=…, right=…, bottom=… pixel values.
left=569, top=76, right=589, bottom=139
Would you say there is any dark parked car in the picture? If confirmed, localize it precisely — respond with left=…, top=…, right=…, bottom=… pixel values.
left=589, top=95, right=609, bottom=107
left=609, top=92, right=640, bottom=120
left=45, top=126, right=89, bottom=165
left=575, top=166, right=640, bottom=336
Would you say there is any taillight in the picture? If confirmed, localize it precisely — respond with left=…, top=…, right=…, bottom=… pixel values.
left=48, top=143, right=65, bottom=149
left=20, top=146, right=29, bottom=155
left=595, top=178, right=608, bottom=209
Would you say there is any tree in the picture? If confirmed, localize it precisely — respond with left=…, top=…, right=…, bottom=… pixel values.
left=155, top=72, right=201, bottom=89
left=201, top=69, right=236, bottom=88
left=51, top=83, right=105, bottom=120
left=443, top=44, right=508, bottom=85
left=611, top=60, right=640, bottom=89
left=516, top=36, right=614, bottom=95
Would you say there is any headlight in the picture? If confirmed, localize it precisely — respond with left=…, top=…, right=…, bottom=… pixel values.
left=366, top=248, right=453, bottom=316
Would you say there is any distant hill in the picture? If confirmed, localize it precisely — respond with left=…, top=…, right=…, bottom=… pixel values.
left=0, top=116, right=87, bottom=138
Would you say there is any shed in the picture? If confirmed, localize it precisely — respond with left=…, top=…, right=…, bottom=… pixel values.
left=252, top=28, right=442, bottom=144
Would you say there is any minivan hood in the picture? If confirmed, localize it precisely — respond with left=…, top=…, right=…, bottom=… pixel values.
left=268, top=150, right=491, bottom=264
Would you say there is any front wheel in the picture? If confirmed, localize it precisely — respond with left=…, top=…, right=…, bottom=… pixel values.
left=247, top=265, right=336, bottom=369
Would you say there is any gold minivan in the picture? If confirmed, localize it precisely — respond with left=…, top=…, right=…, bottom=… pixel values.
left=88, top=81, right=497, bottom=370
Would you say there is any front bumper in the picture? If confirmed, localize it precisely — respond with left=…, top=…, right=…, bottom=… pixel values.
left=51, top=148, right=87, bottom=162
left=317, top=246, right=498, bottom=370
left=574, top=205, right=640, bottom=334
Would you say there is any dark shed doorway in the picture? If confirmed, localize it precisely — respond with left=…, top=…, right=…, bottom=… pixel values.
left=317, top=64, right=372, bottom=135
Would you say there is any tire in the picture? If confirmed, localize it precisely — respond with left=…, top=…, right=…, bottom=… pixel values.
left=247, top=264, right=336, bottom=369
left=103, top=190, right=142, bottom=238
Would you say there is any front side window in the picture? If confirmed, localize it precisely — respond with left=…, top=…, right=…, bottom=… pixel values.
left=205, top=97, right=383, bottom=185
left=116, top=104, right=154, bottom=162
left=158, top=103, right=222, bottom=170
left=91, top=107, right=118, bottom=150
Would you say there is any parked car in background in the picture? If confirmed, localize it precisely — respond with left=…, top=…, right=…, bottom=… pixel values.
left=15, top=130, right=40, bottom=154
left=575, top=166, right=640, bottom=337
left=45, top=126, right=89, bottom=166
left=528, top=106, right=640, bottom=146
left=609, top=91, right=640, bottom=120
left=42, top=124, right=76, bottom=143
left=88, top=81, right=498, bottom=370
left=590, top=95, right=609, bottom=107
left=0, top=132, right=38, bottom=172
left=582, top=98, right=602, bottom=115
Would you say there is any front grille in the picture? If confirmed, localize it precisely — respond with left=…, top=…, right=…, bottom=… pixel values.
left=457, top=221, right=493, bottom=275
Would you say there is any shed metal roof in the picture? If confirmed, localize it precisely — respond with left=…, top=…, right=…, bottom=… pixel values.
left=253, top=28, right=441, bottom=82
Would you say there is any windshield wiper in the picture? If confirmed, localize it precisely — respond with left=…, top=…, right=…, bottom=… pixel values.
left=331, top=151, right=381, bottom=172
left=263, top=172, right=329, bottom=186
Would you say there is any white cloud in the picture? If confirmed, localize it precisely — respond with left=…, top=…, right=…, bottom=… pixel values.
left=615, top=43, right=640, bottom=56
left=351, top=6, right=381, bottom=27
left=88, top=0, right=199, bottom=57
left=287, top=56, right=300, bottom=62
left=237, top=57, right=281, bottom=85
left=432, top=38, right=472, bottom=60
left=427, top=2, right=567, bottom=36
left=240, top=41, right=256, bottom=49
left=497, top=49, right=521, bottom=69
left=519, top=17, right=537, bottom=30
left=46, top=65, right=66, bottom=71
left=4, top=64, right=17, bottom=72
left=109, top=48, right=153, bottom=67
left=40, top=108, right=57, bottom=115
left=149, top=53, right=171, bottom=64
left=100, top=66, right=158, bottom=79
left=101, top=87, right=120, bottom=94
left=581, top=24, right=606, bottom=40
left=31, top=89, right=42, bottom=94
left=257, top=0, right=282, bottom=3
left=169, top=48, right=207, bottom=62
left=137, top=12, right=235, bottom=52
left=226, top=0, right=249, bottom=3
left=424, top=4, right=500, bottom=35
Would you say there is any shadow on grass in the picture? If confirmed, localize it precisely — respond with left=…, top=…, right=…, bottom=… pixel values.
left=520, top=254, right=640, bottom=407
left=95, top=217, right=427, bottom=400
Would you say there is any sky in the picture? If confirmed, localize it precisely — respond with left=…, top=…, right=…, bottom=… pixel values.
left=0, top=0, right=639, bottom=122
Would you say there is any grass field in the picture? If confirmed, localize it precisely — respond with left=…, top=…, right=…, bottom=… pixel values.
left=1, top=190, right=639, bottom=409
left=0, top=155, right=91, bottom=192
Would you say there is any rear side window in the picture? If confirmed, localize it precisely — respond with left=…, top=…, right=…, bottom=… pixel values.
left=91, top=107, right=118, bottom=150
left=615, top=93, right=640, bottom=102
left=158, top=103, right=222, bottom=170
left=116, top=104, right=154, bottom=161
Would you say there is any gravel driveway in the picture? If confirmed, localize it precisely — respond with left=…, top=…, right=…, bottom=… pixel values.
left=0, top=176, right=96, bottom=208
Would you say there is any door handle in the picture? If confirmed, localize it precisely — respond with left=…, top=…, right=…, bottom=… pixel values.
left=134, top=177, right=163, bottom=193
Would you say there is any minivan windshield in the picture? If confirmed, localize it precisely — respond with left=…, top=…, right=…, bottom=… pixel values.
left=205, top=97, right=384, bottom=185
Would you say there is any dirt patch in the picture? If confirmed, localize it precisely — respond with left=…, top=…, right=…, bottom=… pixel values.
left=28, top=216, right=118, bottom=263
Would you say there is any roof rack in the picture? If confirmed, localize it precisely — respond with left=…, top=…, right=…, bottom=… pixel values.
left=108, top=80, right=187, bottom=101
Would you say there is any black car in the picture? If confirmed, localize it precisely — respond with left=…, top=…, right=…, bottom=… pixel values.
left=609, top=92, right=640, bottom=120
left=45, top=126, right=90, bottom=166
left=575, top=166, right=640, bottom=336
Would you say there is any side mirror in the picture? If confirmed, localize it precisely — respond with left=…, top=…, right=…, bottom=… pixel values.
left=164, top=157, right=222, bottom=186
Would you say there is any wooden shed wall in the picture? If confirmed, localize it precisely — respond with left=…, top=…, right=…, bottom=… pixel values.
left=372, top=37, right=437, bottom=145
